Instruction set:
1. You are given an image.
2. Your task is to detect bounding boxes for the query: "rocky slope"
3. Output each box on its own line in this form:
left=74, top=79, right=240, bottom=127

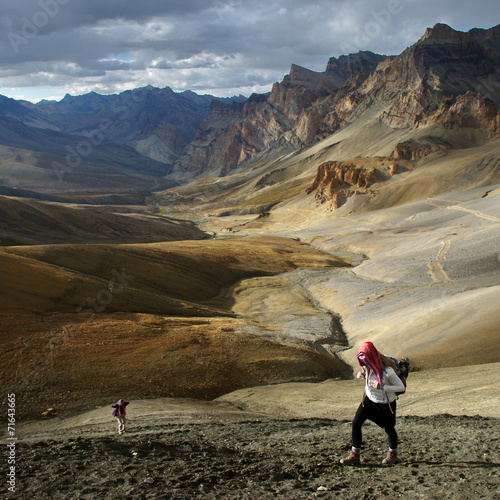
left=168, top=24, right=500, bottom=185
left=10, top=364, right=500, bottom=499
left=12, top=414, right=500, bottom=500
left=171, top=52, right=385, bottom=179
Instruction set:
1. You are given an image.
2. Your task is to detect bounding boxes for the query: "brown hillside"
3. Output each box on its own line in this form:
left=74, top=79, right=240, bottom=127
left=0, top=236, right=348, bottom=316
left=0, top=236, right=351, bottom=420
left=0, top=196, right=207, bottom=246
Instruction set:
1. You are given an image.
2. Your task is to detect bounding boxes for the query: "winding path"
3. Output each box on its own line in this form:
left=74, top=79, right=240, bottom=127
left=427, top=239, right=453, bottom=284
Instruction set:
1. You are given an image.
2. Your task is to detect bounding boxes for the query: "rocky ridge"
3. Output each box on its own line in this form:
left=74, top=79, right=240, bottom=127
left=171, top=52, right=385, bottom=179
left=169, top=24, right=500, bottom=183
left=368, top=23, right=500, bottom=128
left=305, top=160, right=381, bottom=210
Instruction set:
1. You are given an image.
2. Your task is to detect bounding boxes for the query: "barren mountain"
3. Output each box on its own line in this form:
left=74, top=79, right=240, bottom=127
left=171, top=51, right=385, bottom=180
left=0, top=87, right=246, bottom=197
left=167, top=24, right=500, bottom=185
left=33, top=87, right=217, bottom=163
left=8, top=87, right=246, bottom=161
left=160, top=24, right=500, bottom=216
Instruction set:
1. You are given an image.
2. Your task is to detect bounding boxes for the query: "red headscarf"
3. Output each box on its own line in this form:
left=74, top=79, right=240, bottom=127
left=357, top=341, right=384, bottom=385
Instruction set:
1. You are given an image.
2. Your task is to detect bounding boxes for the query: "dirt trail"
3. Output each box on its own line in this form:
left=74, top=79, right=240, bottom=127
left=448, top=204, right=500, bottom=223
left=426, top=239, right=452, bottom=283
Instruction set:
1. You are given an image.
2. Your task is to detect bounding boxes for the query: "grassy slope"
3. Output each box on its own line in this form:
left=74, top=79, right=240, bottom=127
left=0, top=196, right=207, bottom=246
left=0, top=237, right=348, bottom=315
left=0, top=236, right=351, bottom=420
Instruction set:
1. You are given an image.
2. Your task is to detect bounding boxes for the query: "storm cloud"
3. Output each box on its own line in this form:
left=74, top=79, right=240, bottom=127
left=1, top=0, right=499, bottom=101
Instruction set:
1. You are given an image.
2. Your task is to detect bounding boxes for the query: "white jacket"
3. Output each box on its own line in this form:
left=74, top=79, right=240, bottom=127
left=364, top=366, right=405, bottom=404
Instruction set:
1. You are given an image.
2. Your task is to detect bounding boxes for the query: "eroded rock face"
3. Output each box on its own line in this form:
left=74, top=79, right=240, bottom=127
left=173, top=93, right=294, bottom=178
left=490, top=111, right=500, bottom=138
left=306, top=161, right=379, bottom=210
left=358, top=24, right=500, bottom=129
left=392, top=140, right=440, bottom=161
left=326, top=51, right=386, bottom=82
left=424, top=92, right=497, bottom=129
left=172, top=53, right=387, bottom=179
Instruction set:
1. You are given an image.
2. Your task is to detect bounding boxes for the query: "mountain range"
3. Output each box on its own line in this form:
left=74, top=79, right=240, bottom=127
left=170, top=22, right=500, bottom=182
left=0, top=23, right=499, bottom=204
left=0, top=87, right=245, bottom=197
left=1, top=23, right=500, bottom=424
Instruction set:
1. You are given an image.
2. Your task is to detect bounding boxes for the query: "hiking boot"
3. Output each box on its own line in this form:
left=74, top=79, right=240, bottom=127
left=382, top=450, right=398, bottom=465
left=340, top=451, right=360, bottom=465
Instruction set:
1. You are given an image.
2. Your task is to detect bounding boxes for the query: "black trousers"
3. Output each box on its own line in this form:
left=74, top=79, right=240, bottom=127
left=352, top=396, right=398, bottom=450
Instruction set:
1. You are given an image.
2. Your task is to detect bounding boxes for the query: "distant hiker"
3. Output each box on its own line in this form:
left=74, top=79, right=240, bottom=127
left=340, top=341, right=405, bottom=466
left=111, top=399, right=129, bottom=435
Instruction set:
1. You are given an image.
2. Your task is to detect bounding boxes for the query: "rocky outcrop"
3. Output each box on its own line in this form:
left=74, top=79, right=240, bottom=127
left=392, top=141, right=432, bottom=161
left=491, top=111, right=500, bottom=138
left=424, top=92, right=497, bottom=129
left=306, top=161, right=379, bottom=210
left=392, top=139, right=448, bottom=161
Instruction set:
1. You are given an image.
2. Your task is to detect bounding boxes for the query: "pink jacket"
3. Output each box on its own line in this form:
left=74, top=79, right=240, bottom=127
left=111, top=401, right=129, bottom=417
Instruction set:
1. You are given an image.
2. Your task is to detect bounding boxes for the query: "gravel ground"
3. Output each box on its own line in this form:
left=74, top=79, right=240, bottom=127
left=11, top=414, right=500, bottom=499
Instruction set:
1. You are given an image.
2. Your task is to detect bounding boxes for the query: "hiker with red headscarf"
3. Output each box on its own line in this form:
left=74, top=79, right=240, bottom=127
left=340, top=341, right=405, bottom=466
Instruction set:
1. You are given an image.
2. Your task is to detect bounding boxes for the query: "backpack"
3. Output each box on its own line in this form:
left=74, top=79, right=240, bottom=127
left=387, top=356, right=410, bottom=395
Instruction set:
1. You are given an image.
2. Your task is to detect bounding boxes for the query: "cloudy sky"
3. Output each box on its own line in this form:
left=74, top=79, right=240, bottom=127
left=1, top=0, right=499, bottom=102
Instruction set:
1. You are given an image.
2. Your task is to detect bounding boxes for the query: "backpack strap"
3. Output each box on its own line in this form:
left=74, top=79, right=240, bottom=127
left=386, top=392, right=395, bottom=414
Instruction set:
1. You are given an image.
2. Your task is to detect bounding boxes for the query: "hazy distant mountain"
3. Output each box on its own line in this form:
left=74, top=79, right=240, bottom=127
left=34, top=87, right=216, bottom=147
left=0, top=115, right=177, bottom=194
left=19, top=86, right=246, bottom=163
left=0, top=87, right=246, bottom=195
